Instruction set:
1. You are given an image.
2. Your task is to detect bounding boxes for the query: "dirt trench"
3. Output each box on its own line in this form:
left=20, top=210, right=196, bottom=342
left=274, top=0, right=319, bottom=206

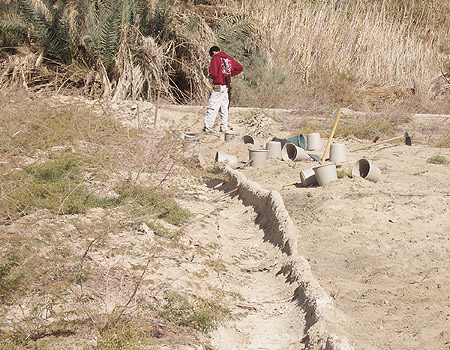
left=178, top=169, right=351, bottom=350
left=196, top=192, right=305, bottom=349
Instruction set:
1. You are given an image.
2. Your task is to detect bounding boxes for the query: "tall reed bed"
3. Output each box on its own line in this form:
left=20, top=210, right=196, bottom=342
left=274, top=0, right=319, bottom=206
left=237, top=0, right=448, bottom=105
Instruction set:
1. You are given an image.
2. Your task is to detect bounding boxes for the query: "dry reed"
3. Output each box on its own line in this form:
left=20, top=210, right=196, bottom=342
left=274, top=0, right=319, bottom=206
left=240, top=0, right=448, bottom=101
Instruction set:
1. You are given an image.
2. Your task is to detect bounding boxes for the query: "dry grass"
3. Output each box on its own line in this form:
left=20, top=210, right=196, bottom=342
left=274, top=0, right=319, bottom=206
left=235, top=0, right=449, bottom=111
left=0, top=88, right=223, bottom=349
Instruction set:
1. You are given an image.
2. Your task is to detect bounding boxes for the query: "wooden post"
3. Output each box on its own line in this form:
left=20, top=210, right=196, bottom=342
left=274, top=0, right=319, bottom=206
left=154, top=90, right=161, bottom=128
left=320, top=107, right=342, bottom=164
left=136, top=103, right=141, bottom=130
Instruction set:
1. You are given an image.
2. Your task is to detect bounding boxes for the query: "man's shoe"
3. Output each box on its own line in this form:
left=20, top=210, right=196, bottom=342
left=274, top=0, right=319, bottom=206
left=202, top=127, right=213, bottom=134
left=221, top=125, right=233, bottom=132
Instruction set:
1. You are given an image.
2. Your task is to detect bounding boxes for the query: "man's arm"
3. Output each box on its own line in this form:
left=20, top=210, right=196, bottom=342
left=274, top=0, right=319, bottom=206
left=230, top=58, right=243, bottom=77
left=209, top=56, right=222, bottom=80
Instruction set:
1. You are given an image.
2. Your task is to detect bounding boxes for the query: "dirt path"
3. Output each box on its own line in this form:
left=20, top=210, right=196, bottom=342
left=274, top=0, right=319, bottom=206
left=200, top=196, right=305, bottom=350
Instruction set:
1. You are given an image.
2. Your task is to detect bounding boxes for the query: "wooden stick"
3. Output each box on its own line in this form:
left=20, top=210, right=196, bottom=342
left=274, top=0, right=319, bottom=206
left=136, top=103, right=141, bottom=130
left=350, top=135, right=404, bottom=152
left=153, top=90, right=161, bottom=128
left=213, top=188, right=238, bottom=202
left=282, top=182, right=297, bottom=188
left=419, top=267, right=436, bottom=283
left=238, top=159, right=253, bottom=168
left=320, top=107, right=342, bottom=164
left=244, top=158, right=254, bottom=166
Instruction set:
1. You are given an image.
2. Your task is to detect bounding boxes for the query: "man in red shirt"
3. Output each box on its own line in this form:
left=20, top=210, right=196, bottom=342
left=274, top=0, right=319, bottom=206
left=203, top=46, right=243, bottom=133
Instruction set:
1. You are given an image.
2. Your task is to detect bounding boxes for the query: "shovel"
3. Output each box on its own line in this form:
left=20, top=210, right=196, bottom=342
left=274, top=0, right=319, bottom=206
left=306, top=108, right=342, bottom=163
left=319, top=107, right=342, bottom=164
left=350, top=132, right=412, bottom=152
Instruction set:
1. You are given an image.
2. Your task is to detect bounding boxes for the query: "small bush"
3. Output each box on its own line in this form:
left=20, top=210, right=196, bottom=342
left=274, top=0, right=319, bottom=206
left=115, top=182, right=191, bottom=226
left=0, top=247, right=41, bottom=304
left=435, top=136, right=450, bottom=148
left=336, top=118, right=395, bottom=140
left=97, top=320, right=155, bottom=350
left=337, top=168, right=351, bottom=179
left=427, top=155, right=447, bottom=164
left=159, top=293, right=229, bottom=333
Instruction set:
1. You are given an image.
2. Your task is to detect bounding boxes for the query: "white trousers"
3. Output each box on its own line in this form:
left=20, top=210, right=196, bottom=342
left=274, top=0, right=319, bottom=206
left=204, top=85, right=229, bottom=132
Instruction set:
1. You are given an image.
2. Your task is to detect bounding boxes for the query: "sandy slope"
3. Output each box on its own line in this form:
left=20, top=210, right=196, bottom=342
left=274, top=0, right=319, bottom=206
left=150, top=103, right=450, bottom=350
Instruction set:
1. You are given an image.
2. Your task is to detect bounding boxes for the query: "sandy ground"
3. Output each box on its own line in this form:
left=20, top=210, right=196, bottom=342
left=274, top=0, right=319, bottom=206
left=2, top=92, right=449, bottom=349
left=147, top=102, right=450, bottom=350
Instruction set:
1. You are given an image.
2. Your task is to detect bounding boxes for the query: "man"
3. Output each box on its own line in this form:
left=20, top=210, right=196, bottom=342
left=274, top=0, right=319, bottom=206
left=203, top=46, right=243, bottom=133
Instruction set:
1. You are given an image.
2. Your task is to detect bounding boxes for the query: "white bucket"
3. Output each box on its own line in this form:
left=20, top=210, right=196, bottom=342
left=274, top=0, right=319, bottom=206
left=281, top=143, right=306, bottom=161
left=313, top=163, right=338, bottom=186
left=248, top=148, right=269, bottom=168
left=300, top=165, right=320, bottom=187
left=265, top=140, right=282, bottom=159
left=215, top=151, right=238, bottom=169
left=352, top=159, right=381, bottom=183
left=241, top=135, right=260, bottom=147
left=307, top=133, right=322, bottom=150
left=329, top=143, right=347, bottom=163
left=224, top=131, right=240, bottom=142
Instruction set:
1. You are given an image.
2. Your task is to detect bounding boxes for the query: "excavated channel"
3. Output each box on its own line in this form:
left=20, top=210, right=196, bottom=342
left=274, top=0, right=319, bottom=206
left=207, top=165, right=353, bottom=350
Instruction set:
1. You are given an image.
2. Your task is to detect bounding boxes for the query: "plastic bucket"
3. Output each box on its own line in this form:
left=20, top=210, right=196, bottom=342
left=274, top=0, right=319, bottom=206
left=265, top=140, right=282, bottom=159
left=313, top=163, right=338, bottom=186
left=352, top=159, right=381, bottom=183
left=300, top=165, right=320, bottom=187
left=215, top=151, right=238, bottom=169
left=307, top=133, right=322, bottom=150
left=241, top=135, right=260, bottom=147
left=329, top=143, right=347, bottom=163
left=248, top=148, right=269, bottom=168
left=281, top=143, right=306, bottom=161
left=224, top=131, right=240, bottom=142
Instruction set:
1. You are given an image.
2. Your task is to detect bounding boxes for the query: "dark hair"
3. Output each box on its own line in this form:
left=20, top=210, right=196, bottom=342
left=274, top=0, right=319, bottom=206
left=209, top=46, right=220, bottom=56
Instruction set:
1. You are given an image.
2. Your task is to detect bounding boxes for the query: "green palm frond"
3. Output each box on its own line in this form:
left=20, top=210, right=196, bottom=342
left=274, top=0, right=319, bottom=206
left=98, top=0, right=124, bottom=72
left=18, top=0, right=72, bottom=64
left=214, top=14, right=254, bottom=43
left=0, top=13, right=28, bottom=37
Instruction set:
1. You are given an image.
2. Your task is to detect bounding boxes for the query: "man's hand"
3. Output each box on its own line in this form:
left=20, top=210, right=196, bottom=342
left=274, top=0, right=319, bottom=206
left=225, top=75, right=232, bottom=109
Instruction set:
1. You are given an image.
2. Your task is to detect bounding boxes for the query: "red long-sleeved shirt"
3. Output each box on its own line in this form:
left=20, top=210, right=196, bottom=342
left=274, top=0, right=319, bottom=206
left=209, top=52, right=243, bottom=85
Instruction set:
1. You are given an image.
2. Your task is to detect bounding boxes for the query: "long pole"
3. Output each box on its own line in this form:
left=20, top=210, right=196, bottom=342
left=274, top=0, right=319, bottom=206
left=154, top=90, right=161, bottom=128
left=320, top=107, right=342, bottom=164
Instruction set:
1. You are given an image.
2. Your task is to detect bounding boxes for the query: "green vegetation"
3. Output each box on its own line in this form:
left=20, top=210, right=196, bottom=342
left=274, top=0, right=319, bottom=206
left=0, top=0, right=449, bottom=111
left=159, top=293, right=229, bottom=332
left=0, top=89, right=197, bottom=348
left=336, top=118, right=396, bottom=140
left=435, top=136, right=450, bottom=148
left=427, top=155, right=448, bottom=164
left=97, top=320, right=155, bottom=350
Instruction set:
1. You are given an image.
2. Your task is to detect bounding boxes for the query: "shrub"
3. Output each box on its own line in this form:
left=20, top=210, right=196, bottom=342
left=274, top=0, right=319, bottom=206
left=159, top=293, right=229, bottom=333
left=97, top=320, right=155, bottom=350
left=435, top=136, right=450, bottom=148
left=427, top=155, right=447, bottom=164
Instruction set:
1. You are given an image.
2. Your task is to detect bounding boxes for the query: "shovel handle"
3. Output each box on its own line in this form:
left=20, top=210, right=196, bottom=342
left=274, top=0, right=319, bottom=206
left=350, top=135, right=404, bottom=152
left=153, top=90, right=161, bottom=128
left=320, top=107, right=342, bottom=164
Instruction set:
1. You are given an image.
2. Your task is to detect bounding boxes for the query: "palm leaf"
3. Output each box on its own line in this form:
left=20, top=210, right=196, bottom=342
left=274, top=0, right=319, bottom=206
left=98, top=0, right=124, bottom=72
left=18, top=0, right=72, bottom=64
